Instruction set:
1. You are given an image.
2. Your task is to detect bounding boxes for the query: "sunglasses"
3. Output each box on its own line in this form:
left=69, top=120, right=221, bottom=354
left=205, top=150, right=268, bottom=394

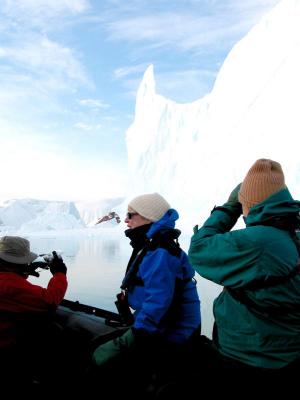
left=126, top=212, right=138, bottom=219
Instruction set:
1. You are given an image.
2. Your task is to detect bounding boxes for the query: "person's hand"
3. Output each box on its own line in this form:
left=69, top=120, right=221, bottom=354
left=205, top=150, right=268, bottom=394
left=49, top=251, right=67, bottom=275
left=131, top=327, right=150, bottom=341
left=131, top=327, right=161, bottom=350
left=225, top=183, right=242, bottom=216
left=227, top=183, right=242, bottom=205
left=92, top=328, right=135, bottom=367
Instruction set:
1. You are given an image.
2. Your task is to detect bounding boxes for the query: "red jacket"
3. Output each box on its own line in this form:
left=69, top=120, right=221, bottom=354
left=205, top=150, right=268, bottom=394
left=0, top=272, right=68, bottom=349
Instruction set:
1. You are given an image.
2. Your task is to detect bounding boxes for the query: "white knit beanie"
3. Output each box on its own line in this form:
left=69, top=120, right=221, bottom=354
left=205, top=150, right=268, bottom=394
left=128, top=193, right=170, bottom=222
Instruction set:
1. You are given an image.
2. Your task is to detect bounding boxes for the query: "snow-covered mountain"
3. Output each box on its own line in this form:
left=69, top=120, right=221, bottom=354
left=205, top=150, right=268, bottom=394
left=126, top=0, right=300, bottom=230
left=1, top=1, right=298, bottom=235
left=0, top=195, right=125, bottom=233
left=0, top=197, right=126, bottom=233
left=0, top=199, right=85, bottom=233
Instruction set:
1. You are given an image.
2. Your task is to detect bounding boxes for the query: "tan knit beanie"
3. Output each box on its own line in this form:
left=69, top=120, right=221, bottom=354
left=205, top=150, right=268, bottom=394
left=128, top=193, right=170, bottom=222
left=238, top=159, right=285, bottom=215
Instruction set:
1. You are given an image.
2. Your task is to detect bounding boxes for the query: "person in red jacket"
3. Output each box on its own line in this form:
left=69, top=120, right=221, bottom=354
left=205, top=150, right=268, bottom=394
left=0, top=235, right=68, bottom=385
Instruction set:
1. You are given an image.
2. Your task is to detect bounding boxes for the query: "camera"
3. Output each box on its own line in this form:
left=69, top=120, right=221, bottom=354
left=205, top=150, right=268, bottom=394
left=42, top=251, right=63, bottom=265
left=26, top=251, right=64, bottom=277
left=29, top=251, right=63, bottom=271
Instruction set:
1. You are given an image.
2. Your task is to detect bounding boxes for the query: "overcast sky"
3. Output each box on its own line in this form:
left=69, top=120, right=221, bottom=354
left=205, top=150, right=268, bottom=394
left=0, top=0, right=280, bottom=202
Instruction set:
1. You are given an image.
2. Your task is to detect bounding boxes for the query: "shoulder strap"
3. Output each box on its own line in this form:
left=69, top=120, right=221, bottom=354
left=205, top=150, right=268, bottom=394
left=234, top=262, right=300, bottom=291
left=148, top=231, right=182, bottom=258
left=241, top=218, right=300, bottom=290
left=226, top=255, right=300, bottom=317
left=121, top=246, right=148, bottom=291
left=121, top=232, right=183, bottom=292
left=226, top=221, right=300, bottom=316
left=225, top=284, right=300, bottom=318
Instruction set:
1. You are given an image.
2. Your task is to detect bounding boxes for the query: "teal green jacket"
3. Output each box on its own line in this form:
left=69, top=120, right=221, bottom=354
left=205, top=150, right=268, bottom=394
left=188, top=188, right=300, bottom=368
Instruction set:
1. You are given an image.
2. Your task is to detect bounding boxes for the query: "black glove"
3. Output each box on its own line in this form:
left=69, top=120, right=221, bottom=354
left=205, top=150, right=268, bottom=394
left=131, top=327, right=160, bottom=349
left=131, top=327, right=150, bottom=340
left=49, top=251, right=67, bottom=275
left=131, top=328, right=163, bottom=365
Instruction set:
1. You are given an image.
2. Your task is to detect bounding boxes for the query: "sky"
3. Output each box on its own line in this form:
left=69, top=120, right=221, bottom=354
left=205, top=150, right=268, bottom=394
left=0, top=0, right=280, bottom=203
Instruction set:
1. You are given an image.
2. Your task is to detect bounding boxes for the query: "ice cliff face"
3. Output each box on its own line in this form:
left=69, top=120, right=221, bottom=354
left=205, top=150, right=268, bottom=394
left=126, top=0, right=300, bottom=229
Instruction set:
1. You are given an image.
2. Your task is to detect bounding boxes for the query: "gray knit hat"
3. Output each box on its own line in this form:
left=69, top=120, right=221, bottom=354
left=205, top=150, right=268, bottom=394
left=0, top=236, right=38, bottom=264
left=128, top=193, right=170, bottom=222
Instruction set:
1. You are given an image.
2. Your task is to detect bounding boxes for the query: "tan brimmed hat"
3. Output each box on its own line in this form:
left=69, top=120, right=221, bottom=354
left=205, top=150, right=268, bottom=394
left=0, top=236, right=38, bottom=264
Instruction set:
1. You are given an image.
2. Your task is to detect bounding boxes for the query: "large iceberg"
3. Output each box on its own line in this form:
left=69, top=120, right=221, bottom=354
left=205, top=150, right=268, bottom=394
left=126, top=0, right=300, bottom=230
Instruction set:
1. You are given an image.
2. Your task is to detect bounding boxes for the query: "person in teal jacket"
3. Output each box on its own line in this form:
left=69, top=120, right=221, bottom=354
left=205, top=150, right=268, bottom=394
left=91, top=193, right=201, bottom=396
left=189, top=159, right=300, bottom=381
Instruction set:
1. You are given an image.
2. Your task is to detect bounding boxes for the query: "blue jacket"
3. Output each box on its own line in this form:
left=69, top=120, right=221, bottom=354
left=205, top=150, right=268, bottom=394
left=127, top=209, right=201, bottom=344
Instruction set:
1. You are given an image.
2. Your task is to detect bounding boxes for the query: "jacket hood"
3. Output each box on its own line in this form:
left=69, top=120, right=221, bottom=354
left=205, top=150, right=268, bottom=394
left=245, top=187, right=300, bottom=227
left=147, top=208, right=179, bottom=238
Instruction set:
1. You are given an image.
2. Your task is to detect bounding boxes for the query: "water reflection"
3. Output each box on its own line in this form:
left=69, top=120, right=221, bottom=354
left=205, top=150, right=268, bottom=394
left=28, top=235, right=80, bottom=259
left=102, top=240, right=120, bottom=262
left=27, top=228, right=130, bottom=310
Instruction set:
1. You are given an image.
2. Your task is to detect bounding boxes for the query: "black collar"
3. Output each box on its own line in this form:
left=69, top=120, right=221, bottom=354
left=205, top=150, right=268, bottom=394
left=124, top=223, right=152, bottom=249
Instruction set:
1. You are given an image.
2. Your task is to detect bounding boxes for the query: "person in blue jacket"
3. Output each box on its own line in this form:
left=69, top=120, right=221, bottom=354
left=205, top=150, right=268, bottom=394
left=92, top=192, right=201, bottom=396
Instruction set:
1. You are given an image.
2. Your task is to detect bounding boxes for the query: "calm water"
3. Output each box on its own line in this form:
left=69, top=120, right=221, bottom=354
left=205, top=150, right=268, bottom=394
left=27, top=226, right=221, bottom=337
